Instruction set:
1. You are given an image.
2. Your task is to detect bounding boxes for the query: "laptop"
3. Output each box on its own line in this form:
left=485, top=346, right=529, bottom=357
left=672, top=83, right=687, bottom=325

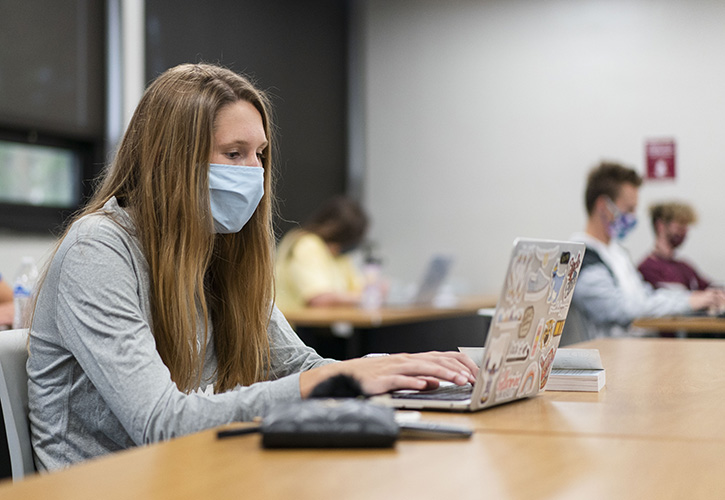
left=373, top=238, right=585, bottom=412
left=387, top=254, right=454, bottom=307
left=410, top=254, right=453, bottom=305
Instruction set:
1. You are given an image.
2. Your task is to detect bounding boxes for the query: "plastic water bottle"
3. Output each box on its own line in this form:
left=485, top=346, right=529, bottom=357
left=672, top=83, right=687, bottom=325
left=361, top=257, right=384, bottom=311
left=13, top=256, right=39, bottom=329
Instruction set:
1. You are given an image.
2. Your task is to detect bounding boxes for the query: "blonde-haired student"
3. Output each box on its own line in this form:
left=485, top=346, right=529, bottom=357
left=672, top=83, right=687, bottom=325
left=638, top=201, right=713, bottom=290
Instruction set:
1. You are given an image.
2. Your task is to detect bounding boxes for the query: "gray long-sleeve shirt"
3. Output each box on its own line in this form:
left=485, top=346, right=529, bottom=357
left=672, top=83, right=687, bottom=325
left=28, top=197, right=333, bottom=471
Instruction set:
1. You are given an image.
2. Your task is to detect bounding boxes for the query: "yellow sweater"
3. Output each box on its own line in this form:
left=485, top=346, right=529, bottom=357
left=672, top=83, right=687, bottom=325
left=274, top=231, right=363, bottom=312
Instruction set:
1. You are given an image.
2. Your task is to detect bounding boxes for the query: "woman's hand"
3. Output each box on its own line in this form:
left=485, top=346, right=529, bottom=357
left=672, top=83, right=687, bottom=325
left=299, top=351, right=479, bottom=398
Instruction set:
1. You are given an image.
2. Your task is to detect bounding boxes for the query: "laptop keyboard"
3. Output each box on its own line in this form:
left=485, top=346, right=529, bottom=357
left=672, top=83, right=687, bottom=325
left=391, top=383, right=473, bottom=401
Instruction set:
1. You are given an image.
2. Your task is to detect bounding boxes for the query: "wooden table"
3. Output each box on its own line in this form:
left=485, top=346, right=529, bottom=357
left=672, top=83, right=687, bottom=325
left=467, top=337, right=725, bottom=440
left=282, top=295, right=498, bottom=358
left=282, top=295, right=498, bottom=328
left=3, top=338, right=725, bottom=499
left=632, top=315, right=725, bottom=336
left=1, top=426, right=721, bottom=499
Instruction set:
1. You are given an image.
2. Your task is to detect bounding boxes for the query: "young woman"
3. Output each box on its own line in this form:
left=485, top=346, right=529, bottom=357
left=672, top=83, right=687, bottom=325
left=27, top=63, right=477, bottom=471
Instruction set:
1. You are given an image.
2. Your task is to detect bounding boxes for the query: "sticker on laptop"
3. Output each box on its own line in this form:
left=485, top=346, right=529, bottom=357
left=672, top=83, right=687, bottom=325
left=562, top=251, right=582, bottom=301
left=480, top=332, right=510, bottom=404
left=540, top=319, right=556, bottom=349
left=524, top=269, right=550, bottom=302
left=547, top=251, right=569, bottom=303
left=495, top=306, right=524, bottom=329
left=536, top=245, right=561, bottom=268
left=506, top=339, right=530, bottom=362
left=496, top=366, right=523, bottom=400
left=548, top=251, right=583, bottom=316
left=518, top=306, right=535, bottom=338
left=504, top=250, right=534, bottom=305
left=523, top=245, right=560, bottom=302
left=539, top=347, right=556, bottom=390
left=529, top=318, right=544, bottom=360
left=517, top=361, right=539, bottom=396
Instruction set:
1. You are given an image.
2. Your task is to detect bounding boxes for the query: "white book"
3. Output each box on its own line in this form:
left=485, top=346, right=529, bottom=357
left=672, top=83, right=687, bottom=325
left=545, top=367, right=605, bottom=392
left=545, top=349, right=605, bottom=392
left=458, top=347, right=606, bottom=393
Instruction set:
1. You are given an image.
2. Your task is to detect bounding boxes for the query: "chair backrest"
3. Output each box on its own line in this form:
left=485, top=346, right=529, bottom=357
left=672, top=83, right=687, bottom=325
left=0, top=328, right=35, bottom=480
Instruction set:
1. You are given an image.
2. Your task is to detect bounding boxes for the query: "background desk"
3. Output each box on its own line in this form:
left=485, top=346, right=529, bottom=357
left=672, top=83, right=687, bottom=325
left=632, top=315, right=725, bottom=337
left=3, top=338, right=724, bottom=499
left=282, top=295, right=498, bottom=359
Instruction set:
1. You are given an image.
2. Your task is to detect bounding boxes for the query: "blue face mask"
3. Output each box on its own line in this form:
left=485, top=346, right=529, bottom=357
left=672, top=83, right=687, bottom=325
left=606, top=198, right=637, bottom=240
left=208, top=163, right=264, bottom=234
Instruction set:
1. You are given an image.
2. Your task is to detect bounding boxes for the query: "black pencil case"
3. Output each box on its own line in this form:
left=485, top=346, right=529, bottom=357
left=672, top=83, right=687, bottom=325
left=260, top=399, right=399, bottom=448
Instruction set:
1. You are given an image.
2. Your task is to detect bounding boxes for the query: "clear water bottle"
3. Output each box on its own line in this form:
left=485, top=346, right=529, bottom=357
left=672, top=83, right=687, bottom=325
left=13, top=256, right=39, bottom=329
left=361, top=257, right=384, bottom=311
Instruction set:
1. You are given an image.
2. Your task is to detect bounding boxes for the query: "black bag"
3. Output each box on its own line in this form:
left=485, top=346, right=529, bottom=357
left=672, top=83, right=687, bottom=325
left=261, top=399, right=399, bottom=449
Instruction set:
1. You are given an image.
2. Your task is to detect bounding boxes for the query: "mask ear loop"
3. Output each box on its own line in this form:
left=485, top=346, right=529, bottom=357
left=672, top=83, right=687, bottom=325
left=604, top=196, right=635, bottom=240
left=604, top=197, right=621, bottom=221
left=597, top=197, right=618, bottom=232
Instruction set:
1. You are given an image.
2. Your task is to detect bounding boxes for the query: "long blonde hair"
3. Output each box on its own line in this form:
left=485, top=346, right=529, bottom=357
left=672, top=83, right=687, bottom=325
left=44, top=63, right=276, bottom=393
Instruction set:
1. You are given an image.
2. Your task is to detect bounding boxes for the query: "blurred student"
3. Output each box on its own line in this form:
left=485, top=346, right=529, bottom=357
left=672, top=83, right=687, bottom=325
left=638, top=202, right=712, bottom=290
left=27, top=63, right=477, bottom=471
left=563, top=162, right=725, bottom=342
left=275, top=196, right=368, bottom=311
left=0, top=274, right=12, bottom=327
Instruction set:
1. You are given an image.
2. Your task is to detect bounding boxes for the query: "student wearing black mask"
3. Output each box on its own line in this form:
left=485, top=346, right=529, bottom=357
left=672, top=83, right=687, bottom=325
left=638, top=202, right=716, bottom=291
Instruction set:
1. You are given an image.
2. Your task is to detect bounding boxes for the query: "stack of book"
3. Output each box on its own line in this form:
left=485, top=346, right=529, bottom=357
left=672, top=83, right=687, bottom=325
left=458, top=346, right=606, bottom=393
left=545, top=348, right=605, bottom=392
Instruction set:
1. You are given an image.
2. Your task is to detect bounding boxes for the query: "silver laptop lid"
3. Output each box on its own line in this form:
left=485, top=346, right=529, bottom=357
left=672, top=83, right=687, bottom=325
left=411, top=254, right=453, bottom=305
left=470, top=238, right=585, bottom=410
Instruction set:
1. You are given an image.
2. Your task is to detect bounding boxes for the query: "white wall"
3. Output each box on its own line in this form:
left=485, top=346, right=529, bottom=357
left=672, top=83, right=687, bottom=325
left=359, top=0, right=725, bottom=295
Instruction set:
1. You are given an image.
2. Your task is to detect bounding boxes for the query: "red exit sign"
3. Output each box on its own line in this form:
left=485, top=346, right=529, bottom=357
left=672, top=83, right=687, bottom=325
left=645, top=139, right=676, bottom=180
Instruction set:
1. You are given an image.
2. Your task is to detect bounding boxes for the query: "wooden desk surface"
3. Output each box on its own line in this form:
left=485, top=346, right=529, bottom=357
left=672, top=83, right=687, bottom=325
left=282, top=295, right=498, bottom=328
left=632, top=315, right=725, bottom=334
left=2, top=421, right=722, bottom=499
left=3, top=338, right=725, bottom=499
left=457, top=337, right=725, bottom=441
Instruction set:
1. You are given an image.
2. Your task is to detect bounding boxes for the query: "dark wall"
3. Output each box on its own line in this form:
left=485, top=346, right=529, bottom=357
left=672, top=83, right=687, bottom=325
left=145, top=0, right=350, bottom=237
left=0, top=0, right=106, bottom=234
left=0, top=1, right=105, bottom=139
